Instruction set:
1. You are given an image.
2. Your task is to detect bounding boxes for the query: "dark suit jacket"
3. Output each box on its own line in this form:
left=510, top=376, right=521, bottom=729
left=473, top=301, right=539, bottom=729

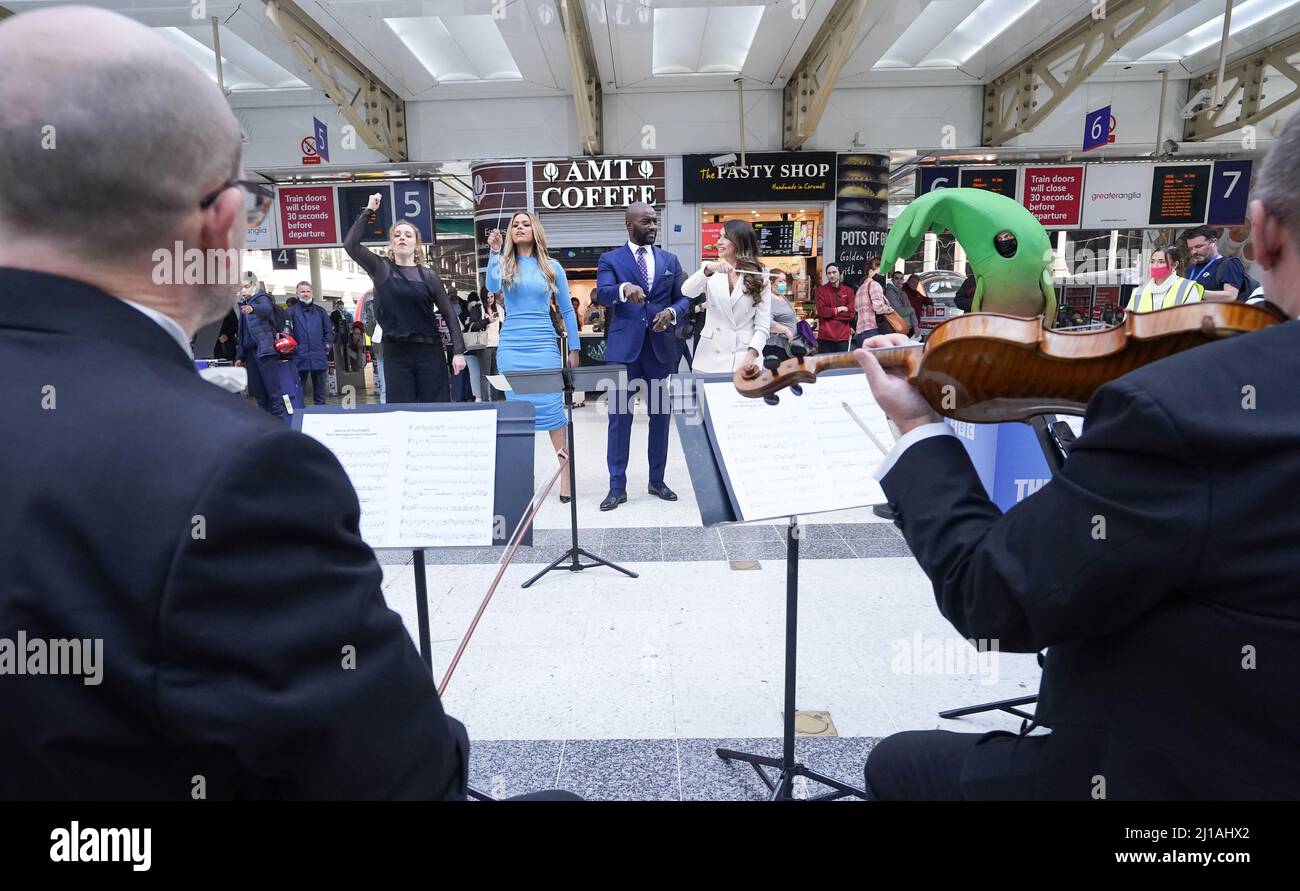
left=0, top=268, right=468, bottom=800
left=881, top=319, right=1300, bottom=799
left=595, top=245, right=689, bottom=366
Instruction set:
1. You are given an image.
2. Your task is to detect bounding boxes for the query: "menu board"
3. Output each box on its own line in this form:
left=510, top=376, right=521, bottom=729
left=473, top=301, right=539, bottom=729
left=1148, top=164, right=1211, bottom=226
left=753, top=221, right=815, bottom=256
left=960, top=168, right=1018, bottom=199
left=703, top=220, right=815, bottom=258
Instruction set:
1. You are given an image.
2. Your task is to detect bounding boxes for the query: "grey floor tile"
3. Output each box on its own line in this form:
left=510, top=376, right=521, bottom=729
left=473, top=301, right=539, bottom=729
left=668, top=543, right=728, bottom=563
left=794, top=736, right=881, bottom=798
left=661, top=527, right=723, bottom=549
left=374, top=550, right=414, bottom=566
left=722, top=540, right=789, bottom=561
left=679, top=738, right=782, bottom=801
left=845, top=537, right=913, bottom=559
left=419, top=547, right=498, bottom=565
left=829, top=522, right=897, bottom=541
left=719, top=524, right=783, bottom=543
left=794, top=537, right=857, bottom=560
left=595, top=542, right=664, bottom=564
left=467, top=739, right=565, bottom=800
left=614, top=526, right=662, bottom=544
left=678, top=738, right=880, bottom=801
left=556, top=739, right=680, bottom=801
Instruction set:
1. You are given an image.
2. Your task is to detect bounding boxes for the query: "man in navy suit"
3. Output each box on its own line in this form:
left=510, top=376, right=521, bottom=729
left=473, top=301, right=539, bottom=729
left=595, top=202, right=691, bottom=511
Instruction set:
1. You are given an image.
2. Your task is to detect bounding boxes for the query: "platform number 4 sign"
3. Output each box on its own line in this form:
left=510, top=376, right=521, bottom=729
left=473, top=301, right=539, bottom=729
left=271, top=249, right=298, bottom=270
left=1083, top=105, right=1113, bottom=152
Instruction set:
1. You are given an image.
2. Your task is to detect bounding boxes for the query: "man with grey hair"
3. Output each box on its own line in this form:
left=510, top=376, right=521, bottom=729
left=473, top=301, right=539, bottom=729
left=856, top=112, right=1300, bottom=800
left=0, top=7, right=473, bottom=800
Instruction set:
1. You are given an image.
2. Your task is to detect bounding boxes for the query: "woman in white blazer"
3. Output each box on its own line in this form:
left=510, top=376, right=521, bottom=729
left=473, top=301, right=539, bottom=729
left=682, top=220, right=771, bottom=373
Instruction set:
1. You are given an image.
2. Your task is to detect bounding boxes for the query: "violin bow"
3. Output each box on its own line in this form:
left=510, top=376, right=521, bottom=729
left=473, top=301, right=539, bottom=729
left=437, top=460, right=565, bottom=697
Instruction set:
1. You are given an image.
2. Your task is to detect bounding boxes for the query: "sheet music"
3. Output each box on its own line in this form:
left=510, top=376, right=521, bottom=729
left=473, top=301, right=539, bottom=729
left=701, top=372, right=891, bottom=522
left=300, top=410, right=498, bottom=549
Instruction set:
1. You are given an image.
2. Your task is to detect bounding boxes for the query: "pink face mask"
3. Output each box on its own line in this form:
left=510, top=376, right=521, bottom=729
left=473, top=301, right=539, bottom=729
left=1150, top=263, right=1171, bottom=283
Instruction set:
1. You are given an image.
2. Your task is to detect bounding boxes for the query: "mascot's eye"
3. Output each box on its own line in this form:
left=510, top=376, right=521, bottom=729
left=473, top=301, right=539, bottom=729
left=994, top=231, right=1018, bottom=258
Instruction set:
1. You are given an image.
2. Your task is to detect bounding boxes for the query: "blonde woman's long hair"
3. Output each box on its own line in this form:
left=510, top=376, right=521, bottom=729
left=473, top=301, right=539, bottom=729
left=387, top=221, right=425, bottom=266
left=499, top=212, right=559, bottom=297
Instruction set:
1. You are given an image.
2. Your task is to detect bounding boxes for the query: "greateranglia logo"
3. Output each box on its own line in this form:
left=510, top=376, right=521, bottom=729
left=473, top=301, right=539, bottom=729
left=50, top=823, right=151, bottom=871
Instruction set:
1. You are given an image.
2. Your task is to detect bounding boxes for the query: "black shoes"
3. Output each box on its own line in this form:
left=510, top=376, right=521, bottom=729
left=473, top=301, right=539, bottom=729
left=600, top=491, right=627, bottom=511
left=647, top=483, right=678, bottom=501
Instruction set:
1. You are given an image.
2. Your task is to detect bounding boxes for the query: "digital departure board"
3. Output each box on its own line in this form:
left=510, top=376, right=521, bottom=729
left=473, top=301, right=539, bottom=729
left=959, top=168, right=1018, bottom=199
left=1148, top=164, right=1210, bottom=227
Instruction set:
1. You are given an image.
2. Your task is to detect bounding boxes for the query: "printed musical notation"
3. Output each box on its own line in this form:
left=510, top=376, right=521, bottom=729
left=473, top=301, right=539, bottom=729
left=300, top=410, right=498, bottom=549
left=701, top=373, right=891, bottom=522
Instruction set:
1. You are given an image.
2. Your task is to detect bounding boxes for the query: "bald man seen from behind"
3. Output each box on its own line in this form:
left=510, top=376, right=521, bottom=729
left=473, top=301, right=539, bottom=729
left=0, top=7, right=475, bottom=800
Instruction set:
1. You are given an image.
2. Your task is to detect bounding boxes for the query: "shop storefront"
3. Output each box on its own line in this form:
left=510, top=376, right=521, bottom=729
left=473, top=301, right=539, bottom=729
left=681, top=151, right=838, bottom=325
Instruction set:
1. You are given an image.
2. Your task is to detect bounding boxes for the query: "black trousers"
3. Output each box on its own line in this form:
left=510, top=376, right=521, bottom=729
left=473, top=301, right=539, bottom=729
left=299, top=368, right=328, bottom=405
left=865, top=729, right=1047, bottom=801
left=383, top=338, right=450, bottom=403
left=851, top=328, right=880, bottom=350
left=819, top=338, right=849, bottom=354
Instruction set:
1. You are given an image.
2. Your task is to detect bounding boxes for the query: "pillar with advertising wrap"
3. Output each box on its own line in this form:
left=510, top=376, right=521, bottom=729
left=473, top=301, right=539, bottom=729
left=835, top=153, right=890, bottom=290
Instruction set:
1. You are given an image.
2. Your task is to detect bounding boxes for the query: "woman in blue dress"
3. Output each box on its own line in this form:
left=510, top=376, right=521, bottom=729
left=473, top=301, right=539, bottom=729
left=486, top=212, right=581, bottom=501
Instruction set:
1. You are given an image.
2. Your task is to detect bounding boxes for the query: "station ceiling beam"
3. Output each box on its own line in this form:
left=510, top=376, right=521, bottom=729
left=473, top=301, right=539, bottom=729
left=982, top=0, right=1172, bottom=146
left=263, top=0, right=407, bottom=162
left=783, top=0, right=871, bottom=150
left=1184, top=31, right=1300, bottom=141
left=557, top=0, right=602, bottom=156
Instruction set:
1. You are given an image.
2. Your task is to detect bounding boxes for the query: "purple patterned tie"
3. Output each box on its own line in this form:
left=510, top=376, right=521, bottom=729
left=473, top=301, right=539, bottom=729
left=636, top=246, right=649, bottom=291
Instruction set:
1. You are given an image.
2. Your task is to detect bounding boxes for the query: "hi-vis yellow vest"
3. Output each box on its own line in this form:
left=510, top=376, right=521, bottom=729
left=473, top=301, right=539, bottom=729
left=1127, top=276, right=1204, bottom=313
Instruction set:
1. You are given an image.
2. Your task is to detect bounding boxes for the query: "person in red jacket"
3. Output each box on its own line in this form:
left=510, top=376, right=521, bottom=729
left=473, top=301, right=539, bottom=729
left=814, top=264, right=856, bottom=353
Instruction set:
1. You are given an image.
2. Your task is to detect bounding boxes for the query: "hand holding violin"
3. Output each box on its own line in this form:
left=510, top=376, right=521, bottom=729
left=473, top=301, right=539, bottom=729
left=853, top=335, right=941, bottom=435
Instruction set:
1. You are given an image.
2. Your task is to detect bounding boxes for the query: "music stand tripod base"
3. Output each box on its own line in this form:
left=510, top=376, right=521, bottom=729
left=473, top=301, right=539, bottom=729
left=714, top=519, right=869, bottom=802
left=500, top=364, right=639, bottom=589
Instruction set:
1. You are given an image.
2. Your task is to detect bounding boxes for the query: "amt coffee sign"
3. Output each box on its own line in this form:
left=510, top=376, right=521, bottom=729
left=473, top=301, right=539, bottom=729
left=532, top=157, right=665, bottom=211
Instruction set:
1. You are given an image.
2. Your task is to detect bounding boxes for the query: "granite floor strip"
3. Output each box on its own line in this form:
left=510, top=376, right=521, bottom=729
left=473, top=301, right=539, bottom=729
left=411, top=523, right=911, bottom=566
left=468, top=737, right=882, bottom=801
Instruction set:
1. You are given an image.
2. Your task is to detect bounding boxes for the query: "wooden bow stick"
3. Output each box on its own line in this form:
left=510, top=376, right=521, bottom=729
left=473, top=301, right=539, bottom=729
left=437, top=459, right=565, bottom=696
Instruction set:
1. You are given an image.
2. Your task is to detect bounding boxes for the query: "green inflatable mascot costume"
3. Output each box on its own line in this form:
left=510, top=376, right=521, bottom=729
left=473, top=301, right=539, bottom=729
left=883, top=188, right=1057, bottom=322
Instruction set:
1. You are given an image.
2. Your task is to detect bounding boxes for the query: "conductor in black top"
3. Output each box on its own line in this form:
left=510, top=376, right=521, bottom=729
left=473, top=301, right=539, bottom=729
left=344, top=193, right=465, bottom=403
left=853, top=115, right=1300, bottom=799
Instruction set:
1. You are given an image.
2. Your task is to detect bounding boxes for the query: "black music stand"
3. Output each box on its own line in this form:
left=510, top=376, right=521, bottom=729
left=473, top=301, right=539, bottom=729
left=494, top=364, right=637, bottom=589
left=295, top=402, right=537, bottom=803
left=675, top=372, right=870, bottom=801
left=936, top=414, right=1075, bottom=725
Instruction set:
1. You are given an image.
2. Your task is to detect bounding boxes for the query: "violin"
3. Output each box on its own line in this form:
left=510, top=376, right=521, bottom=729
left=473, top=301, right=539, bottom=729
left=736, top=302, right=1287, bottom=423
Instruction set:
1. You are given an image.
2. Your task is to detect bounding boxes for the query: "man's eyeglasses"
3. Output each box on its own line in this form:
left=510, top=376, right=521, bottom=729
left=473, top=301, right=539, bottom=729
left=199, top=179, right=275, bottom=229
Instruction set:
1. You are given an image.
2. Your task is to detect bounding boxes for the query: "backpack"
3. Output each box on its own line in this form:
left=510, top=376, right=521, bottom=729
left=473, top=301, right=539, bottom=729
left=271, top=299, right=289, bottom=335
left=1233, top=260, right=1261, bottom=301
